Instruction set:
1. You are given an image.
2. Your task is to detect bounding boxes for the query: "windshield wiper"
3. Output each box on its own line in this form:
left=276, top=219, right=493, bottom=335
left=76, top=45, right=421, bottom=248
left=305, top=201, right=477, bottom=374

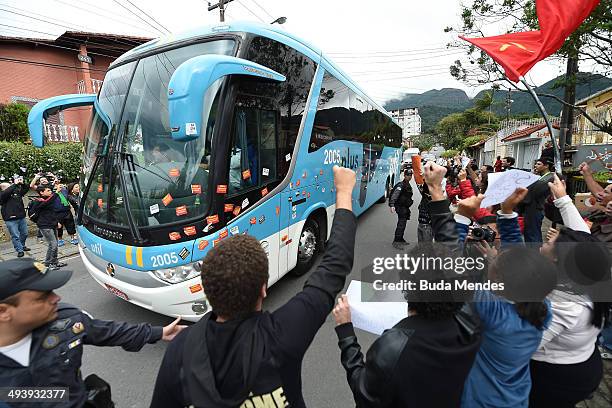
left=115, top=121, right=144, bottom=245
left=77, top=124, right=115, bottom=226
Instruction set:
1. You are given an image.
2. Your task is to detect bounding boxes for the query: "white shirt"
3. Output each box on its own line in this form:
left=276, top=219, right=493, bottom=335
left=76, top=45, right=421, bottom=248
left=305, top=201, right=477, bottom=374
left=0, top=333, right=32, bottom=366
left=532, top=290, right=601, bottom=364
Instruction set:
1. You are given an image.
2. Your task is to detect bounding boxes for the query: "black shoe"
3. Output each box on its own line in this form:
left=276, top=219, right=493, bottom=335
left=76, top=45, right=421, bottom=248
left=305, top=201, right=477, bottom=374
left=46, top=264, right=60, bottom=271
left=17, top=251, right=24, bottom=257
left=22, top=246, right=31, bottom=252
left=54, top=261, right=68, bottom=268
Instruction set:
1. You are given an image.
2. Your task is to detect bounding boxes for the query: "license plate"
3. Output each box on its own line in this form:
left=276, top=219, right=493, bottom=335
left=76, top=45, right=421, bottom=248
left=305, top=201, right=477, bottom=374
left=105, top=284, right=129, bottom=301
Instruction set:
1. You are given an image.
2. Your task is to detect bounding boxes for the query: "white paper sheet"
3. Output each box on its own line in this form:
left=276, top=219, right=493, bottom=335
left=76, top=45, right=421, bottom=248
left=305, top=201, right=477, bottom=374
left=481, top=169, right=540, bottom=208
left=345, top=280, right=407, bottom=335
left=461, top=156, right=471, bottom=169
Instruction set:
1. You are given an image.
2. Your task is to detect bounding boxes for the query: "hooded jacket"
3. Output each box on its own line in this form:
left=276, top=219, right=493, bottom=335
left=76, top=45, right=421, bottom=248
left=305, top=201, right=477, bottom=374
left=150, top=209, right=357, bottom=408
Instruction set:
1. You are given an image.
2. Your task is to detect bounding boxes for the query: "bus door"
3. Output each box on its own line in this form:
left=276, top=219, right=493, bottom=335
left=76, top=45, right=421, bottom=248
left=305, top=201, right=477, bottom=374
left=224, top=104, right=282, bottom=285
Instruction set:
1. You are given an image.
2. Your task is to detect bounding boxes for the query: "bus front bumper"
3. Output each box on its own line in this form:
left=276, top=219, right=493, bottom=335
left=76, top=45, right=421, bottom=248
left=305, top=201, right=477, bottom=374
left=79, top=246, right=209, bottom=322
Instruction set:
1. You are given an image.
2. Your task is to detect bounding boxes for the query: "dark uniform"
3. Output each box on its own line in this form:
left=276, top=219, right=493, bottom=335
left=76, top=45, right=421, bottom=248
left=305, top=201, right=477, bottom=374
left=0, top=304, right=162, bottom=408
left=0, top=259, right=164, bottom=408
left=389, top=179, right=414, bottom=243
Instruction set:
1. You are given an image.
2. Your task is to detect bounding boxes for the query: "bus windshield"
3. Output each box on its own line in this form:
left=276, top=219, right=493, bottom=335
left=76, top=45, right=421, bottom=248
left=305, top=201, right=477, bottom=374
left=83, top=39, right=235, bottom=229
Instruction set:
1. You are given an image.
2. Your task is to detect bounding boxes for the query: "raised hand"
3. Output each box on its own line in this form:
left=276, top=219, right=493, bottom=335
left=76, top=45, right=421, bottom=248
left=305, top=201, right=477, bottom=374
left=500, top=187, right=529, bottom=214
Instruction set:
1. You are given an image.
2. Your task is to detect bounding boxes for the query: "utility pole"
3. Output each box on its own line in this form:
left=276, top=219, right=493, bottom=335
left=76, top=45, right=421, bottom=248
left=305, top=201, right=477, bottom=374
left=558, top=53, right=579, bottom=168
left=208, top=0, right=235, bottom=22
left=505, top=88, right=512, bottom=121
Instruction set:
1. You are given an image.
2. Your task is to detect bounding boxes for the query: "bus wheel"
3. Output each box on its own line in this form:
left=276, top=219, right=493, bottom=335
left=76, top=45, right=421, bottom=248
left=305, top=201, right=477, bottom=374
left=377, top=178, right=390, bottom=203
left=292, top=218, right=321, bottom=276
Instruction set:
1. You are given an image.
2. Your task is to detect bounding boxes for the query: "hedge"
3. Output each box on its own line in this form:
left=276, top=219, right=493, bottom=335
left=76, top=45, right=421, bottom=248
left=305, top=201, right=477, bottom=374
left=0, top=142, right=82, bottom=183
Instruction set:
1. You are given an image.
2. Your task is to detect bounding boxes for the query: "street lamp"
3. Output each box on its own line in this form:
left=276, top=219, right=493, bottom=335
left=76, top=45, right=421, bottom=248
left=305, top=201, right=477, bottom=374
left=271, top=16, right=287, bottom=24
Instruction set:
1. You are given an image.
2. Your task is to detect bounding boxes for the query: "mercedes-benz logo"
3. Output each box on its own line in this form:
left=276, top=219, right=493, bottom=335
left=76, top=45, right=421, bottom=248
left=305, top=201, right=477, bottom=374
left=106, top=263, right=115, bottom=277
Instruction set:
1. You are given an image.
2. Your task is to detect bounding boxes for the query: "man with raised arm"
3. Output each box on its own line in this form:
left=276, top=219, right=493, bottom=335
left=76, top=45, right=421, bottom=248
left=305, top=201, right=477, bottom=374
left=151, top=166, right=357, bottom=408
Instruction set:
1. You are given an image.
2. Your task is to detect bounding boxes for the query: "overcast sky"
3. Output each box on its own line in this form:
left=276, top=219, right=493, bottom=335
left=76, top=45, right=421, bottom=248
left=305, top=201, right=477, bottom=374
left=0, top=0, right=597, bottom=104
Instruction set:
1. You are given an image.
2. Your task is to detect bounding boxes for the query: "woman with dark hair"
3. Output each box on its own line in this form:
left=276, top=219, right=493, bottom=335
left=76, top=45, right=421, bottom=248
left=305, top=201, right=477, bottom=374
left=529, top=175, right=611, bottom=408
left=461, top=247, right=557, bottom=408
left=66, top=182, right=80, bottom=214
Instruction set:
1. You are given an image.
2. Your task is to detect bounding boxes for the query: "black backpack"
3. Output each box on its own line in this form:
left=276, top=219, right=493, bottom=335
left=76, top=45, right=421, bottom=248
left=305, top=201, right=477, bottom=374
left=27, top=199, right=40, bottom=223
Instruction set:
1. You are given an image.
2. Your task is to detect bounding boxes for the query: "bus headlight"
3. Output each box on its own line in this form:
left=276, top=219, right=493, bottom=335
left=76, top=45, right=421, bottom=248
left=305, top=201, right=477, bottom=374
left=152, top=264, right=200, bottom=284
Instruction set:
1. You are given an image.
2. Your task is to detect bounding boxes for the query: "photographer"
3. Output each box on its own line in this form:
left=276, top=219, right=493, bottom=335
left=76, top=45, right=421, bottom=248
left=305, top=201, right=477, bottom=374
left=0, top=175, right=30, bottom=257
left=151, top=166, right=357, bottom=408
left=0, top=258, right=185, bottom=408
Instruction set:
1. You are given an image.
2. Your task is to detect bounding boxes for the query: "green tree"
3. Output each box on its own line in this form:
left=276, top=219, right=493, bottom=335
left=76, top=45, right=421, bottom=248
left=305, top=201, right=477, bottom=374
left=446, top=1, right=612, bottom=139
left=0, top=103, right=30, bottom=142
left=447, top=0, right=611, bottom=85
left=411, top=133, right=436, bottom=151
left=435, top=92, right=500, bottom=149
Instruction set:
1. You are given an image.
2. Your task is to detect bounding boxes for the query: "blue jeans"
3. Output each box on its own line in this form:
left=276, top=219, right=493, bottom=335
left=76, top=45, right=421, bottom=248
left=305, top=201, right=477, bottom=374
left=524, top=211, right=544, bottom=243
left=5, top=218, right=28, bottom=252
left=600, top=327, right=612, bottom=351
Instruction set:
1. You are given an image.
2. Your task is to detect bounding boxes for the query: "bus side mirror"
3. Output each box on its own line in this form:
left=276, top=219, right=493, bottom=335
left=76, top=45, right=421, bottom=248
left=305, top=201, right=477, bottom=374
left=28, top=94, right=97, bottom=147
left=167, top=55, right=285, bottom=142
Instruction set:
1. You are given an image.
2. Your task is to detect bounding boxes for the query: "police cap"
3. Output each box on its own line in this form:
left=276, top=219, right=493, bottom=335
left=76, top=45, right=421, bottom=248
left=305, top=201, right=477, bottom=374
left=0, top=258, right=72, bottom=300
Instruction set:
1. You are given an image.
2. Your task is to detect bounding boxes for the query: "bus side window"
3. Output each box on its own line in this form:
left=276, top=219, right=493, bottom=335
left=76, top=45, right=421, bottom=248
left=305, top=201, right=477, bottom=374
left=309, top=72, right=350, bottom=152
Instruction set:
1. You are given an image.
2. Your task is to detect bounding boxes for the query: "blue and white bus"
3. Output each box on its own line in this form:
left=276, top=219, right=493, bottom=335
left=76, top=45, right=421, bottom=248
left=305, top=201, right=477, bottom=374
left=28, top=22, right=402, bottom=321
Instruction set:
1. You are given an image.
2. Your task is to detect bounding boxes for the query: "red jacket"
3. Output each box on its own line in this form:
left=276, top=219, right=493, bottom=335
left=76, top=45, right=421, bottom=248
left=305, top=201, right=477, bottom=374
left=446, top=183, right=461, bottom=204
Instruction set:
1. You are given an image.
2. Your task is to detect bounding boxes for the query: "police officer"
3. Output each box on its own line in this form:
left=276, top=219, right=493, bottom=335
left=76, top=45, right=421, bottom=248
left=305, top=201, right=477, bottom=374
left=389, top=169, right=414, bottom=248
left=0, top=258, right=186, bottom=408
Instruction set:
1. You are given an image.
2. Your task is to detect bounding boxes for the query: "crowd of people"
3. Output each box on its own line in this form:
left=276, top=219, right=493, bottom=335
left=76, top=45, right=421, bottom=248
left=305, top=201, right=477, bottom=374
left=0, top=173, right=80, bottom=269
left=0, top=157, right=611, bottom=407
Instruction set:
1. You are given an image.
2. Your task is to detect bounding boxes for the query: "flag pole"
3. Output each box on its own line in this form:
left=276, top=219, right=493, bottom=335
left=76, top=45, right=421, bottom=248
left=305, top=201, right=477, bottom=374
left=519, top=76, right=562, bottom=174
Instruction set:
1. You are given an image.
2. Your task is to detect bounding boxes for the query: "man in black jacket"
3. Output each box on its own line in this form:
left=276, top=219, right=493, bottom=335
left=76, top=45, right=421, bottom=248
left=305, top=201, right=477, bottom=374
left=389, top=169, right=414, bottom=247
left=0, top=176, right=30, bottom=257
left=0, top=258, right=185, bottom=408
left=150, top=166, right=357, bottom=408
left=30, top=186, right=64, bottom=270
left=333, top=161, right=481, bottom=408
left=520, top=157, right=554, bottom=243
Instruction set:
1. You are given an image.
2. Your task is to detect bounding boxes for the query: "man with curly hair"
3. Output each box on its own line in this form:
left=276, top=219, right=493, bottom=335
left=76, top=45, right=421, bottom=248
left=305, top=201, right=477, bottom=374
left=151, top=166, right=357, bottom=408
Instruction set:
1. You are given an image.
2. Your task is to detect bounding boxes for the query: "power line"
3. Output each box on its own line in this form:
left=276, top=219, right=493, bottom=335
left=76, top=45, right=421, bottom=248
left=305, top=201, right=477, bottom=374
left=52, top=0, right=159, bottom=36
left=349, top=64, right=450, bottom=76
left=333, top=50, right=465, bottom=65
left=330, top=49, right=462, bottom=61
left=358, top=70, right=451, bottom=82
left=111, top=0, right=167, bottom=35
left=327, top=47, right=450, bottom=56
left=249, top=0, right=274, bottom=20
left=122, top=0, right=171, bottom=34
left=0, top=3, right=90, bottom=32
left=0, top=8, right=143, bottom=49
left=236, top=0, right=266, bottom=23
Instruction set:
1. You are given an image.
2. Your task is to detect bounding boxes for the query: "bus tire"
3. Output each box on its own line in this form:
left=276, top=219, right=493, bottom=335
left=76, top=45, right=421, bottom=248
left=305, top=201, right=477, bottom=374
left=377, top=178, right=390, bottom=203
left=291, top=218, right=321, bottom=276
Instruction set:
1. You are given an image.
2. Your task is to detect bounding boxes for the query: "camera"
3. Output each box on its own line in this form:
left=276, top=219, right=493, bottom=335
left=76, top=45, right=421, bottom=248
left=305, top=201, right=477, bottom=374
left=471, top=226, right=497, bottom=243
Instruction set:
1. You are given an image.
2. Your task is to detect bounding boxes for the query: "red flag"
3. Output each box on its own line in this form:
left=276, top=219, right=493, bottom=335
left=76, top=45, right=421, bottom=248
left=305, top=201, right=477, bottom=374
left=460, top=0, right=600, bottom=82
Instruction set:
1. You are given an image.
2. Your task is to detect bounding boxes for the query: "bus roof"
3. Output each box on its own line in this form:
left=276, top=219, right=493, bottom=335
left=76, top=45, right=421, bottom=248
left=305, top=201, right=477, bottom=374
left=111, top=21, right=395, bottom=122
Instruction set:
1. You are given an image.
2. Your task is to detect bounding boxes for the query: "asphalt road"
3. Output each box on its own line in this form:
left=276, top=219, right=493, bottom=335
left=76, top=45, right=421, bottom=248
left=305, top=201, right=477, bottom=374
left=56, top=186, right=422, bottom=408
